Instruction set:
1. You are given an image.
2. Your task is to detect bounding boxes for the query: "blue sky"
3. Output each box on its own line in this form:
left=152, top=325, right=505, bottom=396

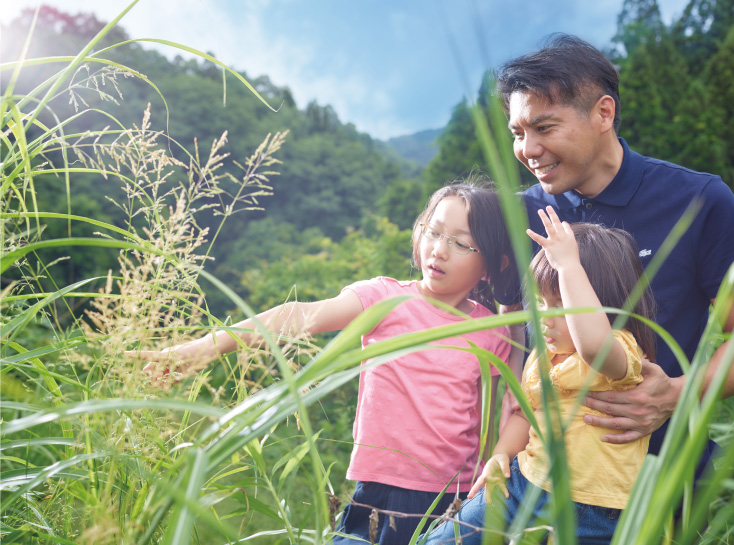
left=2, top=0, right=690, bottom=139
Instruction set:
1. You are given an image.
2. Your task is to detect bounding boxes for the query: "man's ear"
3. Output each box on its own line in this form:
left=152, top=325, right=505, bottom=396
left=482, top=256, right=510, bottom=281
left=596, top=95, right=616, bottom=134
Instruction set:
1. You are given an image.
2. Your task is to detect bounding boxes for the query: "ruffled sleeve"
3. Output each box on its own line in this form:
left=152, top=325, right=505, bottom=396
left=549, top=329, right=643, bottom=392
left=597, top=329, right=643, bottom=390
left=521, top=350, right=542, bottom=410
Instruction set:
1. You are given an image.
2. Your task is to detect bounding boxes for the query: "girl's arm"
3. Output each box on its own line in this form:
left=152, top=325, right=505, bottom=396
left=491, top=411, right=532, bottom=462
left=468, top=411, right=531, bottom=500
left=527, top=206, right=627, bottom=379
left=126, top=289, right=364, bottom=369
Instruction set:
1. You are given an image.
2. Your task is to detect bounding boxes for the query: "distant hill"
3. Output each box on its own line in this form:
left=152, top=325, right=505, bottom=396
left=381, top=128, right=442, bottom=168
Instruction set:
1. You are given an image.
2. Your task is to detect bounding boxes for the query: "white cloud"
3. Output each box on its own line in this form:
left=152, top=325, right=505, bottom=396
left=108, top=1, right=404, bottom=138
left=2, top=0, right=699, bottom=140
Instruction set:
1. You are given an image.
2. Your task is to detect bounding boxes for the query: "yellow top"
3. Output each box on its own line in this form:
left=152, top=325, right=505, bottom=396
left=516, top=329, right=649, bottom=509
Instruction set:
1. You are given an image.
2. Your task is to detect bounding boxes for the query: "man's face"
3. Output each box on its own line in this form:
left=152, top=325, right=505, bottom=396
left=508, top=91, right=606, bottom=197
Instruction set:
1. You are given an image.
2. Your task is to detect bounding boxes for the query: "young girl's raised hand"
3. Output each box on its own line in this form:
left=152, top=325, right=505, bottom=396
left=525, top=205, right=629, bottom=380
left=526, top=206, right=580, bottom=272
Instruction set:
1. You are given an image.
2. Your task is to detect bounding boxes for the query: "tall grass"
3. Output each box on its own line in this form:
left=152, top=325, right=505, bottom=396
left=1, top=4, right=733, bottom=545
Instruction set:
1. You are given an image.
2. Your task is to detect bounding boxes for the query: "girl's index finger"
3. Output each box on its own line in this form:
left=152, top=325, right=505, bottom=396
left=526, top=228, right=548, bottom=246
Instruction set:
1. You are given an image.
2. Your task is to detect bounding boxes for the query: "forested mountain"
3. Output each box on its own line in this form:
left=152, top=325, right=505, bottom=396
left=384, top=128, right=442, bottom=166
left=3, top=0, right=732, bottom=317
left=1, top=6, right=422, bottom=312
left=425, top=0, right=734, bottom=193
left=1, top=9, right=407, bottom=244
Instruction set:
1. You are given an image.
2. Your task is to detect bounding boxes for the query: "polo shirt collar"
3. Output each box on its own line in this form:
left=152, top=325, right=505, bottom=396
left=552, top=137, right=643, bottom=210
left=591, top=137, right=643, bottom=207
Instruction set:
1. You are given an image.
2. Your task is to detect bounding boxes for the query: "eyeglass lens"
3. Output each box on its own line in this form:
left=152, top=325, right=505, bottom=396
left=421, top=223, right=475, bottom=255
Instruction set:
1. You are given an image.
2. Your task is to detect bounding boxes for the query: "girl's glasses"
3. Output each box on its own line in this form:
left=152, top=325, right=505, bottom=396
left=419, top=223, right=479, bottom=255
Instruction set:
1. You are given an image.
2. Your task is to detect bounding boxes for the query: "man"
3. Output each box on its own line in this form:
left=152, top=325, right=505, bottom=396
left=423, top=34, right=734, bottom=545
left=498, top=34, right=734, bottom=474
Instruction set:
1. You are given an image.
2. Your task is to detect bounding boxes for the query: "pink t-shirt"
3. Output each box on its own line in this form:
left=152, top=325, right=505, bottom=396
left=343, top=277, right=511, bottom=493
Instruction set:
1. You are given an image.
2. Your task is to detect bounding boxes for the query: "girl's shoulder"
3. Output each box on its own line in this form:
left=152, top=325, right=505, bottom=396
left=467, top=300, right=496, bottom=318
left=342, top=277, right=419, bottom=308
left=345, top=276, right=418, bottom=294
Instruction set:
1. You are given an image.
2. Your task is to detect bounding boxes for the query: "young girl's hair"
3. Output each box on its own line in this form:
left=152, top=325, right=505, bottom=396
left=530, top=222, right=656, bottom=358
left=412, top=177, right=516, bottom=313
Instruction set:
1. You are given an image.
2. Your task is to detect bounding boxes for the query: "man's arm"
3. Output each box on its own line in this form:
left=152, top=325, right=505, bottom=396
left=584, top=298, right=734, bottom=444
left=704, top=297, right=734, bottom=397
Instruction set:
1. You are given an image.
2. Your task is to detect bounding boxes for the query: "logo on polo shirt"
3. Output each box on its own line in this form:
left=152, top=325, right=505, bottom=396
left=639, top=249, right=652, bottom=257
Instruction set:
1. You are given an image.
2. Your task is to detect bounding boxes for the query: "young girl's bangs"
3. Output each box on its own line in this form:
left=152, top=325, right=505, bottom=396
left=530, top=249, right=559, bottom=297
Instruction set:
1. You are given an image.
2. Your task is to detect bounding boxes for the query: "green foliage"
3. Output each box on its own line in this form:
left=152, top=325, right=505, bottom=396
left=2, top=3, right=734, bottom=545
left=423, top=99, right=486, bottom=196
left=616, top=32, right=688, bottom=159
left=613, top=0, right=734, bottom=188
left=612, top=0, right=665, bottom=57
left=428, top=0, right=734, bottom=192
left=423, top=86, right=536, bottom=197
left=377, top=177, right=425, bottom=230
left=240, top=216, right=413, bottom=311
left=703, top=24, right=734, bottom=183
left=671, top=0, right=734, bottom=78
left=1, top=5, right=404, bottom=318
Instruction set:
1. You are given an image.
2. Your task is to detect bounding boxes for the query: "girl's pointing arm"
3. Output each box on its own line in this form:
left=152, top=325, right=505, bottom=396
left=127, top=289, right=364, bottom=369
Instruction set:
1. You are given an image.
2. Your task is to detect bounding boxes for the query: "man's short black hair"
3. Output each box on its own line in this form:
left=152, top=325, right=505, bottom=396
left=496, top=34, right=621, bottom=132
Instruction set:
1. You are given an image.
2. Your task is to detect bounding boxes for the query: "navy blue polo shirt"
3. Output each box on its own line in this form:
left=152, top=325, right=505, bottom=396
left=504, top=137, right=734, bottom=459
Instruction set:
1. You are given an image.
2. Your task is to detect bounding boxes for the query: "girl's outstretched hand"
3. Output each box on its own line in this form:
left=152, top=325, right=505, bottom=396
left=468, top=453, right=511, bottom=503
left=526, top=206, right=579, bottom=271
left=124, top=338, right=214, bottom=386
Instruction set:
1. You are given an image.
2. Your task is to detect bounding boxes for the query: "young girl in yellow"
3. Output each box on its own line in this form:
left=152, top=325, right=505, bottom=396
left=424, top=206, right=656, bottom=545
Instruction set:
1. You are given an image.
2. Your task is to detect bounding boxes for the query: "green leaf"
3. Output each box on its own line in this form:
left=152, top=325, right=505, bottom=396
left=0, top=399, right=224, bottom=436
left=408, top=473, right=457, bottom=545
left=223, top=495, right=282, bottom=523
left=0, top=238, right=162, bottom=274
left=0, top=276, right=100, bottom=342
left=162, top=448, right=209, bottom=545
left=277, top=431, right=322, bottom=493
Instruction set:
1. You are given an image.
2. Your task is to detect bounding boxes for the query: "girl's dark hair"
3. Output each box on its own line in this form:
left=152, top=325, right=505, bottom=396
left=496, top=33, right=622, bottom=132
left=412, top=176, right=517, bottom=313
left=530, top=222, right=656, bottom=358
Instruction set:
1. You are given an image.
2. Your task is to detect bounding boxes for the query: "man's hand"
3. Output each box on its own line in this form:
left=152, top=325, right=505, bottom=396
left=468, top=454, right=511, bottom=503
left=583, top=358, right=683, bottom=443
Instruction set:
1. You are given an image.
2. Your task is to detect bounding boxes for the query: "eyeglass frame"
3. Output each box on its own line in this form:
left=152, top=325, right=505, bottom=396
left=418, top=222, right=479, bottom=255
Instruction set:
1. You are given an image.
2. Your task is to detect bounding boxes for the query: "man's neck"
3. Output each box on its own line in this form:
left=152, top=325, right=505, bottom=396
left=576, top=135, right=624, bottom=199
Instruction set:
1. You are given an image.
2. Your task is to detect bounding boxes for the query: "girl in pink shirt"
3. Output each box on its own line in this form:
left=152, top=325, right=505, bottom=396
left=128, top=182, right=516, bottom=544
